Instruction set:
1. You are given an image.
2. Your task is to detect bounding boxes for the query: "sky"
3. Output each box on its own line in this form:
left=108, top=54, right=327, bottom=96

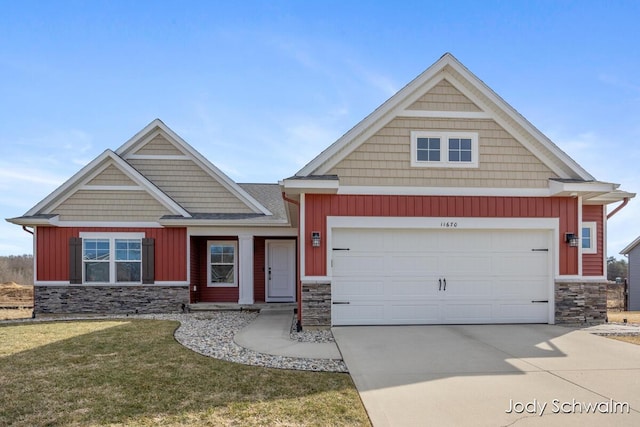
left=1, top=0, right=639, bottom=259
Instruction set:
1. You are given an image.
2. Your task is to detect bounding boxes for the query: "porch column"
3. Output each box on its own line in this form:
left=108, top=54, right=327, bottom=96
left=238, top=234, right=254, bottom=305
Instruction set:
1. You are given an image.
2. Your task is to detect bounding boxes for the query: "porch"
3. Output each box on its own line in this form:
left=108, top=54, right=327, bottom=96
left=189, top=233, right=297, bottom=305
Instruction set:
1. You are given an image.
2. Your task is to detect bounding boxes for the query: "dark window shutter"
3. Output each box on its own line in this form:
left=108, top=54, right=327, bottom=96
left=142, top=238, right=155, bottom=284
left=69, top=237, right=83, bottom=284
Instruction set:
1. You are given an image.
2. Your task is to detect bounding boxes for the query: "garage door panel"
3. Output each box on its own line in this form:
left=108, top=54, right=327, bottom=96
left=493, top=279, right=548, bottom=299
left=495, top=303, right=548, bottom=322
left=333, top=279, right=384, bottom=298
left=493, top=231, right=548, bottom=250
left=333, top=304, right=385, bottom=325
left=439, top=231, right=490, bottom=251
left=333, top=255, right=385, bottom=276
left=391, top=230, right=441, bottom=251
left=441, top=255, right=493, bottom=275
left=441, top=278, right=493, bottom=297
left=391, top=255, right=439, bottom=275
left=333, top=229, right=383, bottom=250
left=331, top=228, right=551, bottom=325
left=388, top=279, right=441, bottom=297
left=496, top=254, right=548, bottom=275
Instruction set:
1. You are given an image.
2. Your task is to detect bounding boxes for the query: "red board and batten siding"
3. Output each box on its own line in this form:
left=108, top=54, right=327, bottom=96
left=582, top=205, right=605, bottom=276
left=304, top=194, right=580, bottom=276
left=36, top=227, right=187, bottom=282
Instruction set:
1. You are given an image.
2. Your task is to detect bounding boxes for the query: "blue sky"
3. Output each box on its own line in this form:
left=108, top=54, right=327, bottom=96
left=1, top=1, right=639, bottom=259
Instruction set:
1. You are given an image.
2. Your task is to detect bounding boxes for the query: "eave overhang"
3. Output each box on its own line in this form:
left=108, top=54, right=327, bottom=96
left=5, top=214, right=58, bottom=226
left=548, top=179, right=634, bottom=204
left=280, top=175, right=339, bottom=195
left=158, top=218, right=291, bottom=227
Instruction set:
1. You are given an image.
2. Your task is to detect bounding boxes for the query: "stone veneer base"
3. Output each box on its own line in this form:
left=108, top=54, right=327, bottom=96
left=555, top=281, right=607, bottom=325
left=34, top=285, right=189, bottom=315
left=301, top=282, right=331, bottom=328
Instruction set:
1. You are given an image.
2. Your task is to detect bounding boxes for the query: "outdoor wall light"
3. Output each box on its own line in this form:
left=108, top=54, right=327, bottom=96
left=565, top=233, right=579, bottom=247
left=311, top=231, right=321, bottom=247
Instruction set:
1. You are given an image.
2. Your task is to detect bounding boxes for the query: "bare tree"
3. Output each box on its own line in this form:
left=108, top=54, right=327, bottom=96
left=0, top=255, right=34, bottom=286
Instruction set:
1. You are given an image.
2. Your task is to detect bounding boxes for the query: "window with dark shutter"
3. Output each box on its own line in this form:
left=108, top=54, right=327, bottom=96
left=142, top=238, right=155, bottom=284
left=69, top=237, right=83, bottom=284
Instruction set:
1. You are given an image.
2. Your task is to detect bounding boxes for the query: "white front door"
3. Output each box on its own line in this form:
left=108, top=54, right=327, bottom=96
left=266, top=240, right=296, bottom=302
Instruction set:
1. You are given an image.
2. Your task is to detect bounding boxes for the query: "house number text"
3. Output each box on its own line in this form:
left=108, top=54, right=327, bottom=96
left=440, top=222, right=458, bottom=228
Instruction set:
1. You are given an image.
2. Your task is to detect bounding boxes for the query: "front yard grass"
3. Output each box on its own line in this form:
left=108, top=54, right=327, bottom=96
left=0, top=320, right=370, bottom=426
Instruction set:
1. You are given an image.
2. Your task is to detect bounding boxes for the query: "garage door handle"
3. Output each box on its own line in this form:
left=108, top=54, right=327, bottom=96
left=439, top=278, right=442, bottom=291
left=443, top=278, right=447, bottom=291
left=332, top=301, right=350, bottom=305
left=531, top=300, right=549, bottom=303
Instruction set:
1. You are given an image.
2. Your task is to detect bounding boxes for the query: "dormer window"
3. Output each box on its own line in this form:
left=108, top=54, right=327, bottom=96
left=411, top=131, right=479, bottom=168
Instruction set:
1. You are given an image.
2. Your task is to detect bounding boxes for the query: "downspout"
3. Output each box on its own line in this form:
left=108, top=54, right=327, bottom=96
left=607, top=197, right=629, bottom=219
left=22, top=226, right=34, bottom=235
left=282, top=192, right=303, bottom=331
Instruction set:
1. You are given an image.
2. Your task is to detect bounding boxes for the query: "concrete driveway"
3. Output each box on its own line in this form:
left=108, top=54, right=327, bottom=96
left=333, top=325, right=640, bottom=427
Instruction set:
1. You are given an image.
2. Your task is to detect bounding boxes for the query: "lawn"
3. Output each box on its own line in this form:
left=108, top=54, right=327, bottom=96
left=0, top=320, right=370, bottom=427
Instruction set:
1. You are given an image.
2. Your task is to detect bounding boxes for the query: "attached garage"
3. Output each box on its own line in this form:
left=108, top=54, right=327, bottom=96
left=330, top=223, right=553, bottom=326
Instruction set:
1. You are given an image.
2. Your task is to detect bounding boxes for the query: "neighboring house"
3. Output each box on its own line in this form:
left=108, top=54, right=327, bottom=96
left=7, top=53, right=634, bottom=326
left=620, top=237, right=640, bottom=311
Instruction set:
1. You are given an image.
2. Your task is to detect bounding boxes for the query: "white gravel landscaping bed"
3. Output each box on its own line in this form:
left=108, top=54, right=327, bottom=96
left=4, top=311, right=348, bottom=373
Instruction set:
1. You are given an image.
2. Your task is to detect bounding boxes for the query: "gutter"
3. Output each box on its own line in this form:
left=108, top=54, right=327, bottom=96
left=282, top=192, right=303, bottom=331
left=607, top=197, right=630, bottom=219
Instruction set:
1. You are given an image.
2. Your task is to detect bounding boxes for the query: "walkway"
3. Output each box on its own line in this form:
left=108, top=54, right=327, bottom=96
left=234, top=308, right=342, bottom=359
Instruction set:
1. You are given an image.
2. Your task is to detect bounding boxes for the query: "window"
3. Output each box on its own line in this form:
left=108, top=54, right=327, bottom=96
left=411, top=131, right=478, bottom=168
left=582, top=222, right=597, bottom=254
left=208, top=241, right=238, bottom=287
left=80, top=233, right=144, bottom=283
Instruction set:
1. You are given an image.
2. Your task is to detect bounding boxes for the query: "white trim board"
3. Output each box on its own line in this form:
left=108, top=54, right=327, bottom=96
left=337, top=186, right=550, bottom=197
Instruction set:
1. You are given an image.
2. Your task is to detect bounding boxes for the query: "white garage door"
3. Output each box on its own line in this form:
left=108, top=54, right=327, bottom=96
left=331, top=228, right=551, bottom=325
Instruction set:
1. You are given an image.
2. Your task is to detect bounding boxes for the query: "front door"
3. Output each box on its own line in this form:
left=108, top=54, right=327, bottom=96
left=266, top=240, right=296, bottom=302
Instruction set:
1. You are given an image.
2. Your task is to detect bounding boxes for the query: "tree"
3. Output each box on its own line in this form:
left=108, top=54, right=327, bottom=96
left=607, top=256, right=628, bottom=282
left=0, top=255, right=34, bottom=286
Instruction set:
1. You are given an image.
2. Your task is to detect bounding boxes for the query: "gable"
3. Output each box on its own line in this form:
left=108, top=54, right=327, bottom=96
left=407, top=79, right=481, bottom=112
left=51, top=189, right=172, bottom=222
left=297, top=53, right=594, bottom=182
left=132, top=133, right=185, bottom=156
left=117, top=119, right=272, bottom=215
left=86, top=164, right=136, bottom=186
left=23, top=151, right=190, bottom=222
left=329, top=117, right=557, bottom=188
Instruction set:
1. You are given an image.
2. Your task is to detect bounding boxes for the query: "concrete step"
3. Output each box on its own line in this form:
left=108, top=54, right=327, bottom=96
left=188, top=302, right=296, bottom=312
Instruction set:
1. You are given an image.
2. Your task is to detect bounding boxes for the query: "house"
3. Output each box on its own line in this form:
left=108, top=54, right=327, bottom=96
left=620, top=237, right=640, bottom=311
left=7, top=53, right=634, bottom=326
